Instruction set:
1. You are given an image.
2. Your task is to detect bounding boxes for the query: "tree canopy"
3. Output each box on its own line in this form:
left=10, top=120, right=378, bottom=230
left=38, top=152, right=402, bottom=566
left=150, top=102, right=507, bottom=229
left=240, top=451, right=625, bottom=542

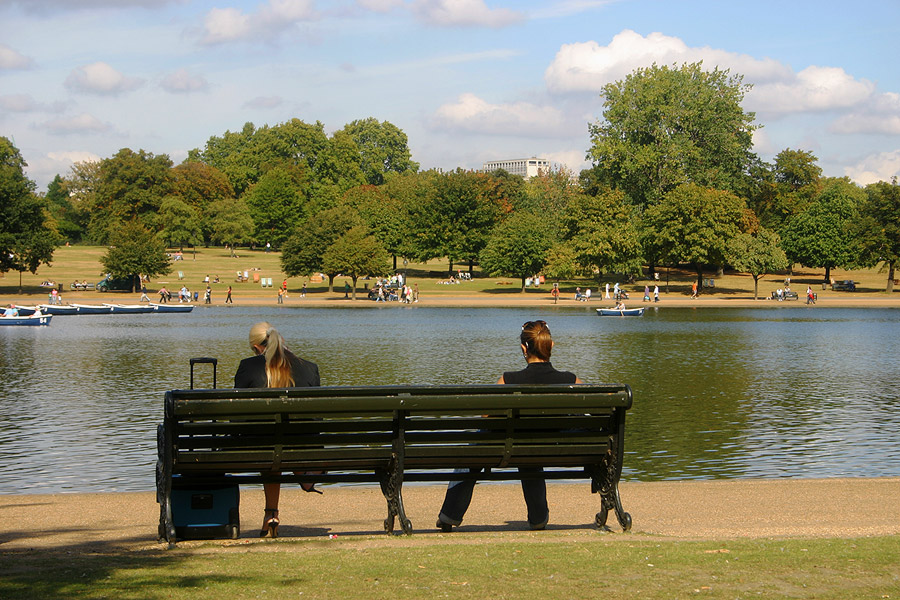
left=587, top=62, right=758, bottom=207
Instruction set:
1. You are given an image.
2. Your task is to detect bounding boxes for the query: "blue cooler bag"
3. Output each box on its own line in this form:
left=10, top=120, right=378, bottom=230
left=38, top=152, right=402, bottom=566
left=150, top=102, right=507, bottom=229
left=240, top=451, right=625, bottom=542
left=171, top=479, right=240, bottom=540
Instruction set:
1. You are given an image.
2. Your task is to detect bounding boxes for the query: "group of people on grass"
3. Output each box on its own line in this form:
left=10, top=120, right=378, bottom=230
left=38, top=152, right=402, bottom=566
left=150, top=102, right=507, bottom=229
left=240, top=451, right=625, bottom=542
left=235, top=318, right=576, bottom=537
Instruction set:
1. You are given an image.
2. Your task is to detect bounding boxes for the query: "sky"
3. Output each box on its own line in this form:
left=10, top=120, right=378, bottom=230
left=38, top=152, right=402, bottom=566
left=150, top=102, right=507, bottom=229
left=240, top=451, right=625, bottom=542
left=1, top=0, right=899, bottom=192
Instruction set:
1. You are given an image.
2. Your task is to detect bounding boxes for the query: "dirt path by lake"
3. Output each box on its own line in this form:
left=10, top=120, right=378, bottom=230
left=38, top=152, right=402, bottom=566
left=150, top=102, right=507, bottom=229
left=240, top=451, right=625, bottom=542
left=2, top=478, right=898, bottom=553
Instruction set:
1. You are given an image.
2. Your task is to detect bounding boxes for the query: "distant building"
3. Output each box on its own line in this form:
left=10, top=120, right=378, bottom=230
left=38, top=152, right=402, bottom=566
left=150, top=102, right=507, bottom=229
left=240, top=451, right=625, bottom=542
left=482, top=157, right=550, bottom=179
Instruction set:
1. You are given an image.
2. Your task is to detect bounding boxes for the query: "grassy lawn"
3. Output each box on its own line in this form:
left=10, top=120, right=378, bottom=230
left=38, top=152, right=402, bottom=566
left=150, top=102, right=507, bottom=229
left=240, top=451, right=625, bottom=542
left=2, top=535, right=898, bottom=599
left=0, top=244, right=896, bottom=302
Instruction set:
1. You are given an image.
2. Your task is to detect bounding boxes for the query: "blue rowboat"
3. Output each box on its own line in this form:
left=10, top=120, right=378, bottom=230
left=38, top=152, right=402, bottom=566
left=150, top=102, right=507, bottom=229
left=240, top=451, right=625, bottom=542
left=0, top=314, right=52, bottom=326
left=39, top=304, right=79, bottom=315
left=597, top=307, right=645, bottom=317
left=103, top=303, right=154, bottom=314
left=12, top=305, right=38, bottom=316
left=71, top=304, right=114, bottom=314
left=149, top=303, right=194, bottom=313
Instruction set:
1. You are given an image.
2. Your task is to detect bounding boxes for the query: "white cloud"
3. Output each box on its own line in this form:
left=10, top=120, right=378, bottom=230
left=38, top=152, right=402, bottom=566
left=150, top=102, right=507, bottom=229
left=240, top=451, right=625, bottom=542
left=543, top=149, right=590, bottom=174
left=0, top=43, right=34, bottom=69
left=200, top=0, right=318, bottom=44
left=41, top=113, right=111, bottom=135
left=844, top=150, right=900, bottom=185
left=356, top=0, right=404, bottom=12
left=411, top=0, right=524, bottom=28
left=26, top=150, right=102, bottom=190
left=544, top=30, right=791, bottom=95
left=749, top=66, right=875, bottom=115
left=829, top=92, right=900, bottom=135
left=243, top=95, right=284, bottom=109
left=0, top=94, right=41, bottom=112
left=64, top=62, right=143, bottom=95
left=160, top=68, right=210, bottom=93
left=432, top=92, right=572, bottom=137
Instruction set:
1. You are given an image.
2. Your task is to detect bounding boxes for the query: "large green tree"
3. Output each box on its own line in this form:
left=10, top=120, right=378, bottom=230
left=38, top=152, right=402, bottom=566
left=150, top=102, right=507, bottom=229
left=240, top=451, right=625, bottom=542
left=587, top=62, right=758, bottom=207
left=88, top=148, right=173, bottom=243
left=280, top=207, right=362, bottom=292
left=563, top=188, right=644, bottom=278
left=726, top=228, right=789, bottom=300
left=859, top=179, right=900, bottom=292
left=644, top=183, right=748, bottom=290
left=339, top=117, right=419, bottom=185
left=156, top=197, right=203, bottom=251
left=321, top=226, right=390, bottom=300
left=0, top=137, right=60, bottom=285
left=101, top=221, right=171, bottom=291
left=242, top=167, right=307, bottom=246
left=206, top=197, right=255, bottom=255
left=479, top=212, right=552, bottom=292
left=406, top=169, right=502, bottom=272
left=780, top=178, right=865, bottom=283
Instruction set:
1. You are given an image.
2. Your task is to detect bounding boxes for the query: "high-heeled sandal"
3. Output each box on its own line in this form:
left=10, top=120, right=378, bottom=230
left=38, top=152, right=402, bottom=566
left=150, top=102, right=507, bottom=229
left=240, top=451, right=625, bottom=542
left=260, top=508, right=279, bottom=538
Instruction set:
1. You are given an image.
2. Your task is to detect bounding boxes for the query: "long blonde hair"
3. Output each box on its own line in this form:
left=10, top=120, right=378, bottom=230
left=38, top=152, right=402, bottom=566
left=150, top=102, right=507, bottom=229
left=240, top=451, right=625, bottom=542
left=249, top=322, right=295, bottom=387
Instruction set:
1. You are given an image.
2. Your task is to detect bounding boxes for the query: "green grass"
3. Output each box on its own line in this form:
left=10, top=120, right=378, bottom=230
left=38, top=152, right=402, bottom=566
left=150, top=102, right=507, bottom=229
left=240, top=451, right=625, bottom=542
left=0, top=244, right=897, bottom=302
left=2, top=536, right=898, bottom=599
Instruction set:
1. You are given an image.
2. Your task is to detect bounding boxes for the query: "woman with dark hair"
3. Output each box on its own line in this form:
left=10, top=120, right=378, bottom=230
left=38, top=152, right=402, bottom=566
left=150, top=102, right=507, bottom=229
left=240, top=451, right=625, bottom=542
left=234, top=322, right=320, bottom=537
left=436, top=320, right=582, bottom=532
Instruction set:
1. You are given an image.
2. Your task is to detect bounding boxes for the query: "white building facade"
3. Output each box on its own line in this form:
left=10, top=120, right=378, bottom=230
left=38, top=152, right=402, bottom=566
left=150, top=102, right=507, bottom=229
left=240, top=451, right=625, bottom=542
left=482, top=157, right=550, bottom=179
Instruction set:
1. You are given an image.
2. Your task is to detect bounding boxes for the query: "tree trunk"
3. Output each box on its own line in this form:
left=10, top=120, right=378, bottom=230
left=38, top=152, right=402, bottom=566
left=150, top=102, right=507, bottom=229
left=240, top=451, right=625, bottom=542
left=392, top=255, right=397, bottom=271
left=695, top=264, right=704, bottom=295
left=752, top=274, right=760, bottom=300
left=887, top=260, right=896, bottom=293
left=351, top=275, right=358, bottom=300
left=521, top=276, right=527, bottom=293
left=468, top=259, right=474, bottom=274
left=448, top=259, right=454, bottom=274
left=327, top=273, right=336, bottom=293
left=824, top=265, right=831, bottom=283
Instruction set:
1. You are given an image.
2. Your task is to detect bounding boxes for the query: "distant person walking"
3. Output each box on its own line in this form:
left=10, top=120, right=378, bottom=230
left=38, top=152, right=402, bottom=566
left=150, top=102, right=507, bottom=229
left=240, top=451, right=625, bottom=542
left=225, top=285, right=233, bottom=304
left=806, top=286, right=816, bottom=305
left=691, top=281, right=698, bottom=299
left=653, top=285, right=660, bottom=303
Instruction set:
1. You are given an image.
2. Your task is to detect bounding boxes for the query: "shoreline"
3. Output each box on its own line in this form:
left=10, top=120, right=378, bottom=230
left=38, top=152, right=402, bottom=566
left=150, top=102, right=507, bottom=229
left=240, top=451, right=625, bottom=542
left=4, top=290, right=899, bottom=309
left=3, top=478, right=899, bottom=552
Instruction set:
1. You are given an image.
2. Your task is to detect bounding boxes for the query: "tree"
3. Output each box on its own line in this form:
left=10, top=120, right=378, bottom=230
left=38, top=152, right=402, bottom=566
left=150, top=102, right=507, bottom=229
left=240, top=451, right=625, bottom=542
left=563, top=188, right=643, bottom=279
left=88, top=148, right=173, bottom=243
left=406, top=169, right=502, bottom=272
left=321, top=226, right=390, bottom=299
left=206, top=197, right=255, bottom=255
left=243, top=167, right=307, bottom=246
left=45, top=174, right=83, bottom=242
left=156, top=197, right=203, bottom=251
left=644, top=183, right=748, bottom=290
left=340, top=117, right=419, bottom=185
left=859, top=179, right=900, bottom=292
left=0, top=137, right=60, bottom=286
left=780, top=178, right=865, bottom=283
left=101, top=221, right=171, bottom=291
left=752, top=149, right=823, bottom=230
left=588, top=62, right=758, bottom=208
left=280, top=207, right=362, bottom=292
left=479, top=213, right=553, bottom=292
left=726, top=228, right=789, bottom=300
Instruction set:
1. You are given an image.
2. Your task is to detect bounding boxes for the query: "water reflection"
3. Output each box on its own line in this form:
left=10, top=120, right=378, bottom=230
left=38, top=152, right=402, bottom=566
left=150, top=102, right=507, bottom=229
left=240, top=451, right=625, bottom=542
left=1, top=305, right=898, bottom=493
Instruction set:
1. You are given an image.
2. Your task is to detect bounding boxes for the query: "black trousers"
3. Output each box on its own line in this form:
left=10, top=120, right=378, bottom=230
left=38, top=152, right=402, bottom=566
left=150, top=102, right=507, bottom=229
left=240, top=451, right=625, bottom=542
left=438, top=467, right=548, bottom=526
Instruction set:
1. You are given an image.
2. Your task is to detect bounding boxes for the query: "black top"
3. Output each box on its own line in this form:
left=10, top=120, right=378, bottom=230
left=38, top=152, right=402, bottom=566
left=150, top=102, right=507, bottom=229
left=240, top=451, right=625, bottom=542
left=502, top=361, right=577, bottom=384
left=233, top=352, right=320, bottom=388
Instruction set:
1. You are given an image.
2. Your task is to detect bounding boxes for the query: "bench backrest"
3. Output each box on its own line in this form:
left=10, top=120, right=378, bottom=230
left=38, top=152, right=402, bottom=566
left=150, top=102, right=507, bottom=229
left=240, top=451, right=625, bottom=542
left=161, top=384, right=632, bottom=480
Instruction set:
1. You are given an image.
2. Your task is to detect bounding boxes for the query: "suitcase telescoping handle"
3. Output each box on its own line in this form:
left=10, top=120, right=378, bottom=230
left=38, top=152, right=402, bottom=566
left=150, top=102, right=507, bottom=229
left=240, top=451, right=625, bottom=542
left=189, top=357, right=218, bottom=389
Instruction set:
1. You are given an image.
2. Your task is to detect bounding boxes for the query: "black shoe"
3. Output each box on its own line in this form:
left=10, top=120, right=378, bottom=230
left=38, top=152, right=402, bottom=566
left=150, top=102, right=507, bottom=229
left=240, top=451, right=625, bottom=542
left=436, top=518, right=453, bottom=532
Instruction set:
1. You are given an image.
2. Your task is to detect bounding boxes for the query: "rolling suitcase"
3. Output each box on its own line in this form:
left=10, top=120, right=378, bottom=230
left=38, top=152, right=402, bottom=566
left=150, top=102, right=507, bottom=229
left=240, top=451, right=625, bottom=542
left=170, top=357, right=240, bottom=540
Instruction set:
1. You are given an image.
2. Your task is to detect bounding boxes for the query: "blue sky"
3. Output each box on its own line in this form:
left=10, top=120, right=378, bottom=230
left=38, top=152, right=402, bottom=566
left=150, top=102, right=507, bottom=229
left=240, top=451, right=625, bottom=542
left=1, top=0, right=899, bottom=191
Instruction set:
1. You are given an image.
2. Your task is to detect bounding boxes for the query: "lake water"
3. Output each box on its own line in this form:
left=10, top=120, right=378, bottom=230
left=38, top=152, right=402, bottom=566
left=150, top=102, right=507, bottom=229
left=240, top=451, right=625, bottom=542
left=1, top=305, right=898, bottom=494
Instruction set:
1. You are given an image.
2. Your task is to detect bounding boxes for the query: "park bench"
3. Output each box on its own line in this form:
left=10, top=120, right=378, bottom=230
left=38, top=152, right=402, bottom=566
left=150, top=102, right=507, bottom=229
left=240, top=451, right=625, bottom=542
left=770, top=290, right=798, bottom=300
left=157, top=383, right=633, bottom=546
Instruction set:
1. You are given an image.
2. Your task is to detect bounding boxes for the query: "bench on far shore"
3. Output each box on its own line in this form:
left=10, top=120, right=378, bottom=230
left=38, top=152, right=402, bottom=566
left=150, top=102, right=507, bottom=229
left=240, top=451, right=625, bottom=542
left=771, top=290, right=798, bottom=301
left=157, top=383, right=633, bottom=546
left=69, top=283, right=95, bottom=291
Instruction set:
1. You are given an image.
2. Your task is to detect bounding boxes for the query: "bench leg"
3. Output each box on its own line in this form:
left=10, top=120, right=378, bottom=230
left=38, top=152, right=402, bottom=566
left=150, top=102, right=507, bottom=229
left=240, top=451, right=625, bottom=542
left=378, top=463, right=412, bottom=535
left=590, top=450, right=632, bottom=532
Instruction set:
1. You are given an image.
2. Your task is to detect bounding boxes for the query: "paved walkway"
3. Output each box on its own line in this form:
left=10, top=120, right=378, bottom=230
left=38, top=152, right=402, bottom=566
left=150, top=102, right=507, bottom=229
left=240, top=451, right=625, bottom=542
left=2, top=478, right=898, bottom=553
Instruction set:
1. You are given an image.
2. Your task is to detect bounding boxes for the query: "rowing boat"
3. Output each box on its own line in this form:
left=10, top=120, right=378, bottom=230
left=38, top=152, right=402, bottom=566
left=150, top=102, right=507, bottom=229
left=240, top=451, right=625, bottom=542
left=596, top=307, right=645, bottom=317
left=103, top=303, right=155, bottom=314
left=0, top=314, right=52, bottom=326
left=149, top=303, right=194, bottom=313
